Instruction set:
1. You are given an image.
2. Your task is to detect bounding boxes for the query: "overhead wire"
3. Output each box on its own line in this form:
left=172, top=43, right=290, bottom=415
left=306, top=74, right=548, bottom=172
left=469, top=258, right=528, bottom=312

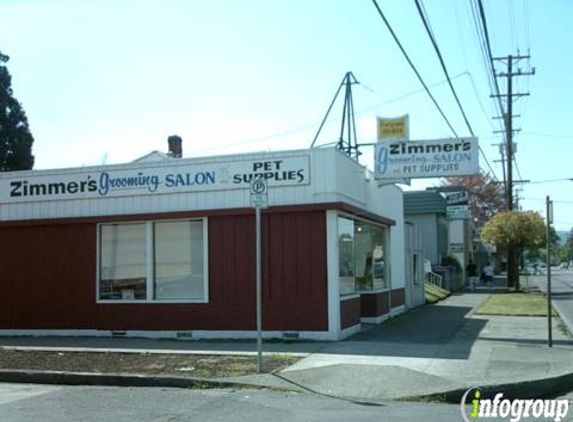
left=467, top=0, right=501, bottom=127
left=416, top=0, right=499, bottom=180
left=369, top=0, right=459, bottom=137
left=476, top=0, right=505, bottom=122
left=191, top=74, right=466, bottom=154
left=369, top=0, right=500, bottom=181
left=414, top=0, right=475, bottom=137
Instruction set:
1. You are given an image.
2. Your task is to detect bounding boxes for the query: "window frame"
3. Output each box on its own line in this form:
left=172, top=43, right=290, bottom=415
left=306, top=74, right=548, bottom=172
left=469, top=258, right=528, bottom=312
left=337, top=212, right=390, bottom=296
left=96, top=217, right=209, bottom=304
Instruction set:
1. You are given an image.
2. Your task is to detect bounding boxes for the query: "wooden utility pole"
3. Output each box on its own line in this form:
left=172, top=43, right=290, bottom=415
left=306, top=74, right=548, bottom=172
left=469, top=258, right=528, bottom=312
left=492, top=54, right=534, bottom=210
left=491, top=54, right=535, bottom=289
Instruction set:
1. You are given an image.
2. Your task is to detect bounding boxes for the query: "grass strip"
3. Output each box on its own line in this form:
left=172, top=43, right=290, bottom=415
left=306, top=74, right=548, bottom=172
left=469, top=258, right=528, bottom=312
left=474, top=292, right=558, bottom=316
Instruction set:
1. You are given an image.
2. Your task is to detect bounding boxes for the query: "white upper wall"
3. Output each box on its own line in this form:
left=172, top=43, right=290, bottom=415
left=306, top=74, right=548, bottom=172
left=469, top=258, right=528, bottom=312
left=0, top=148, right=404, bottom=223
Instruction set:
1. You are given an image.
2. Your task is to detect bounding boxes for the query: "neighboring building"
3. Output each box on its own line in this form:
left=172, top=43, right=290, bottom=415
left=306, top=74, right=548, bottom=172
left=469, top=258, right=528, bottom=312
left=404, top=222, right=425, bottom=309
left=403, top=191, right=449, bottom=265
left=448, top=217, right=473, bottom=277
left=0, top=147, right=406, bottom=341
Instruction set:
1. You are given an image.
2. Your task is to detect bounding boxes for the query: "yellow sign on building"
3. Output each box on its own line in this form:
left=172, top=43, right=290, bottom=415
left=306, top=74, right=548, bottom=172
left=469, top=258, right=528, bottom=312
left=377, top=115, right=409, bottom=140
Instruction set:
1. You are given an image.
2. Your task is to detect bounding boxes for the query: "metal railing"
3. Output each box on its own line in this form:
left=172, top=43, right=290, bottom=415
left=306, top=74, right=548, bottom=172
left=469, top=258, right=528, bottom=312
left=425, top=271, right=444, bottom=289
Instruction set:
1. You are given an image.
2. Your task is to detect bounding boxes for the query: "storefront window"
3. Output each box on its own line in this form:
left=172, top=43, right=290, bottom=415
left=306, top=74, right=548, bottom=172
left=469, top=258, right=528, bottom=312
left=371, top=225, right=386, bottom=290
left=98, top=218, right=208, bottom=302
left=100, top=223, right=147, bottom=300
left=355, top=222, right=373, bottom=291
left=338, top=216, right=387, bottom=296
left=338, top=217, right=355, bottom=295
left=154, top=220, right=204, bottom=300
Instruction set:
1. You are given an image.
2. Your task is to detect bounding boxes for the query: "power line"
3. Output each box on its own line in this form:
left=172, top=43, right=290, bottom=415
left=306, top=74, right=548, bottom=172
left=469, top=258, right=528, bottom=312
left=513, top=156, right=522, bottom=182
left=467, top=0, right=503, bottom=132
left=190, top=75, right=469, bottom=154
left=414, top=0, right=475, bottom=137
left=464, top=71, right=496, bottom=132
left=476, top=0, right=505, bottom=121
left=369, top=0, right=499, bottom=183
left=522, top=198, right=573, bottom=205
left=369, top=0, right=458, bottom=137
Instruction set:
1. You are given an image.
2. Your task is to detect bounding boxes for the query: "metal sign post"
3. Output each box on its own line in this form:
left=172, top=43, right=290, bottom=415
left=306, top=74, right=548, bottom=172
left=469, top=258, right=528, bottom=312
left=546, top=195, right=553, bottom=347
left=251, top=179, right=268, bottom=372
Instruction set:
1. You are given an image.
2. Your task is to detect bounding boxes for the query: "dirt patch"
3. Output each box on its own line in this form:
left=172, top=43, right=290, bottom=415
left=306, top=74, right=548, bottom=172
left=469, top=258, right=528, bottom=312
left=0, top=349, right=298, bottom=378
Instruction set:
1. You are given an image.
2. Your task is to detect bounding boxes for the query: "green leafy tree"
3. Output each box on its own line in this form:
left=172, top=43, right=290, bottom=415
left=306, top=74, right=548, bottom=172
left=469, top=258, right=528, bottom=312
left=555, top=228, right=573, bottom=264
left=556, top=244, right=572, bottom=265
left=481, top=211, right=545, bottom=289
left=567, top=228, right=573, bottom=259
left=0, top=51, right=34, bottom=171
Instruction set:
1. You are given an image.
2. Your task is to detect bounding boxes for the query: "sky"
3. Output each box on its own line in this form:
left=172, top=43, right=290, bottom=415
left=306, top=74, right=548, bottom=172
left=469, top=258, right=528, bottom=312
left=1, top=0, right=572, bottom=231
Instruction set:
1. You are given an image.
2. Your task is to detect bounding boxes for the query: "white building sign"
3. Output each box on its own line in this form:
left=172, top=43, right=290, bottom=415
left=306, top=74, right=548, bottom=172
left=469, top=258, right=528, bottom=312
left=449, top=243, right=464, bottom=253
left=375, top=137, right=479, bottom=180
left=0, top=155, right=310, bottom=203
left=447, top=205, right=470, bottom=220
left=446, top=191, right=469, bottom=205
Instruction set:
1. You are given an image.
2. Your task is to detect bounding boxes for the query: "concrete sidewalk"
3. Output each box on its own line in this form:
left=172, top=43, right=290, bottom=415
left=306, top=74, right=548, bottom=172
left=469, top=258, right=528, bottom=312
left=265, top=292, right=573, bottom=401
left=1, top=291, right=573, bottom=402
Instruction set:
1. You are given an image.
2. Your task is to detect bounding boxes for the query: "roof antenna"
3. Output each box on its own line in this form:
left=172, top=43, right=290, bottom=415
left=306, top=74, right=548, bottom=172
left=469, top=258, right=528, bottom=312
left=310, top=71, right=361, bottom=160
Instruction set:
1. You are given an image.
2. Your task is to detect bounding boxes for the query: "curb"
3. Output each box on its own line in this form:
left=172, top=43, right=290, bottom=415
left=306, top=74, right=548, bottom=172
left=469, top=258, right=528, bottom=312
left=402, top=371, right=573, bottom=403
left=0, top=369, right=290, bottom=392
left=552, top=301, right=573, bottom=339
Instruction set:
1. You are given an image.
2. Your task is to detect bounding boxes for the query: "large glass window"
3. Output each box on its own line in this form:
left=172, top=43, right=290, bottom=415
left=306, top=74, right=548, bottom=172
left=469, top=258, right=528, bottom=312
left=355, top=222, right=372, bottom=291
left=154, top=221, right=204, bottom=300
left=371, top=225, right=386, bottom=290
left=98, top=219, right=207, bottom=303
left=338, top=217, right=356, bottom=295
left=338, top=216, right=387, bottom=296
left=100, top=223, right=147, bottom=300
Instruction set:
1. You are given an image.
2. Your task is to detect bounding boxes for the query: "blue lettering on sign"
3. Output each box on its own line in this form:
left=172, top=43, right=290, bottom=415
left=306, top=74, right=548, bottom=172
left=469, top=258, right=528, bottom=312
left=164, top=171, right=216, bottom=187
left=432, top=153, right=472, bottom=163
left=99, top=172, right=160, bottom=196
left=97, top=170, right=216, bottom=196
left=375, top=145, right=389, bottom=175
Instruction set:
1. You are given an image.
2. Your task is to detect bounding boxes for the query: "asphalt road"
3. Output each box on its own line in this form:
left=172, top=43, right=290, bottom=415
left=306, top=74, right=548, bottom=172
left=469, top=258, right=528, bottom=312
left=0, top=384, right=498, bottom=422
left=2, top=383, right=573, bottom=422
left=525, top=268, right=573, bottom=334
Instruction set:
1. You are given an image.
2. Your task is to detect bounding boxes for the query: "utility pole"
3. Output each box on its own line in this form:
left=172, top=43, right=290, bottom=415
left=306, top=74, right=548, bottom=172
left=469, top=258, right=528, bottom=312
left=491, top=54, right=534, bottom=210
left=491, top=54, right=534, bottom=290
left=546, top=195, right=553, bottom=348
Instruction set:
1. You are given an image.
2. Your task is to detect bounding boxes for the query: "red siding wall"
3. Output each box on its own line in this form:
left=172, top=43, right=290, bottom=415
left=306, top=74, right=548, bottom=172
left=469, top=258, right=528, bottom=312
left=391, top=288, right=406, bottom=308
left=360, top=291, right=390, bottom=317
left=340, top=297, right=361, bottom=329
left=0, top=209, right=328, bottom=332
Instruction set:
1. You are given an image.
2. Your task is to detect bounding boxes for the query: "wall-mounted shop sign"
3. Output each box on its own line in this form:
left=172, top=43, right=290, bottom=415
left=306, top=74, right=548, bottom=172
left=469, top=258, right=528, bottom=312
left=0, top=155, right=310, bottom=203
left=375, top=137, right=479, bottom=180
left=447, top=205, right=470, bottom=220
left=445, top=191, right=469, bottom=205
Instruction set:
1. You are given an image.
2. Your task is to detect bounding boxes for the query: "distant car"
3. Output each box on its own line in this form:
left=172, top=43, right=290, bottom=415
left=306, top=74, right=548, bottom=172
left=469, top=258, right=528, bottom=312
left=560, top=262, right=569, bottom=269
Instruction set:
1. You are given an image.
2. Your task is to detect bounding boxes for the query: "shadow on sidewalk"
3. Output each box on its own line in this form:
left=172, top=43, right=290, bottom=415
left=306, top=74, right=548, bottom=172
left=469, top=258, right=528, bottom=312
left=340, top=302, right=488, bottom=360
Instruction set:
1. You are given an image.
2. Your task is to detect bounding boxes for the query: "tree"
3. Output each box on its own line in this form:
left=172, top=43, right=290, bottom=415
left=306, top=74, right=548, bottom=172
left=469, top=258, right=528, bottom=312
left=441, top=173, right=505, bottom=224
left=567, top=228, right=573, bottom=258
left=0, top=51, right=34, bottom=171
left=556, top=244, right=572, bottom=265
left=556, top=228, right=573, bottom=265
left=481, top=211, right=546, bottom=290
